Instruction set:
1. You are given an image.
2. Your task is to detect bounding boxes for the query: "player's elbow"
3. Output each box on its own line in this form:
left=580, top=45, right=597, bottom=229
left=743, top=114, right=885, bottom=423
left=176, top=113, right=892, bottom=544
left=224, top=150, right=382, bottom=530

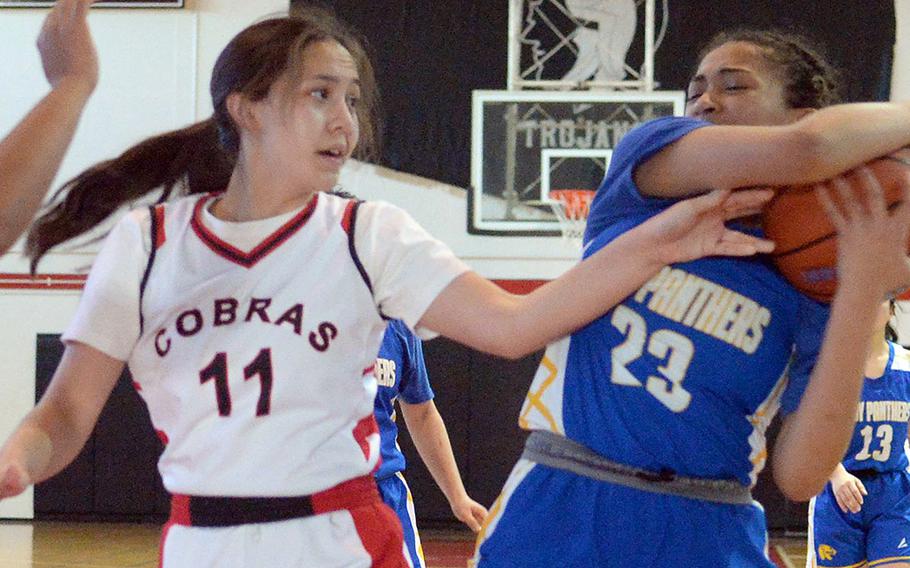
left=772, top=464, right=825, bottom=502
left=478, top=336, right=534, bottom=360
left=473, top=302, right=543, bottom=360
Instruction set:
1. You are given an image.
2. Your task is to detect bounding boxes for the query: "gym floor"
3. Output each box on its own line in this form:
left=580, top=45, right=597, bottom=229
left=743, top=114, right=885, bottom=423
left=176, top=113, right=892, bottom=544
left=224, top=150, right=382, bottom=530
left=0, top=521, right=809, bottom=567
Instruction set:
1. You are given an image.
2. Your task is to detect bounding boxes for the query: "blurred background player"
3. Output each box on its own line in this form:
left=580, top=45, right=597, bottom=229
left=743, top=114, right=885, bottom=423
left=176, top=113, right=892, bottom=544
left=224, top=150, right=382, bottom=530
left=0, top=0, right=97, bottom=255
left=475, top=29, right=910, bottom=568
left=808, top=300, right=910, bottom=568
left=374, top=319, right=487, bottom=568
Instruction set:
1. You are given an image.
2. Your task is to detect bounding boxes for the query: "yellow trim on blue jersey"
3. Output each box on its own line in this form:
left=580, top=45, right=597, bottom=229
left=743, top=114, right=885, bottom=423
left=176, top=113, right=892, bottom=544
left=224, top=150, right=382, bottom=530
left=474, top=493, right=504, bottom=560
left=519, top=355, right=562, bottom=433
left=815, top=560, right=867, bottom=568
left=748, top=374, right=787, bottom=427
left=869, top=556, right=910, bottom=566
left=473, top=460, right=537, bottom=563
left=395, top=471, right=425, bottom=565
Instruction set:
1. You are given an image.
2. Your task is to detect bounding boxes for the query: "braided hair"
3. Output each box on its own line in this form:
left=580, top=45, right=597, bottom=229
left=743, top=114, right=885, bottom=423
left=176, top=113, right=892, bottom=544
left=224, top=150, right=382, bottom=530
left=697, top=29, right=842, bottom=110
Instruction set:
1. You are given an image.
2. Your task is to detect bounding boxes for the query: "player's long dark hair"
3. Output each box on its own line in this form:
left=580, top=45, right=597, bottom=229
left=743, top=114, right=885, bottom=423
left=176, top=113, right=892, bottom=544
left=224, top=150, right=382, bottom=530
left=697, top=29, right=842, bottom=110
left=26, top=8, right=381, bottom=272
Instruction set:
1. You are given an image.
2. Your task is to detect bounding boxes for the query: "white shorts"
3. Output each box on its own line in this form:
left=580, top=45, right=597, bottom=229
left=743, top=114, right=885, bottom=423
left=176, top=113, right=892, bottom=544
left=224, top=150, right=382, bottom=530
left=160, top=476, right=411, bottom=568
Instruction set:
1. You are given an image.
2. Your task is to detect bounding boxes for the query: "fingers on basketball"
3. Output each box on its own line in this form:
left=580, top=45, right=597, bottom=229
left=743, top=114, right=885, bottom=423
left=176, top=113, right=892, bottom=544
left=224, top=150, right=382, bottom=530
left=761, top=147, right=910, bottom=302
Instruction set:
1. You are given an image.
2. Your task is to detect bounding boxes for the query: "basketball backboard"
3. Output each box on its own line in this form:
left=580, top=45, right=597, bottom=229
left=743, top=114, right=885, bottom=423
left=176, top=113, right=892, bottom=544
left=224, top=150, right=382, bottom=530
left=469, top=89, right=683, bottom=236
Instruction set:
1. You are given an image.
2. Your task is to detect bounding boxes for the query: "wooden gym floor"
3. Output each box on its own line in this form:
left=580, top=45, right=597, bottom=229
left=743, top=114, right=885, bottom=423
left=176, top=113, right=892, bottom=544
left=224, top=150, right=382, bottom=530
left=0, top=521, right=808, bottom=567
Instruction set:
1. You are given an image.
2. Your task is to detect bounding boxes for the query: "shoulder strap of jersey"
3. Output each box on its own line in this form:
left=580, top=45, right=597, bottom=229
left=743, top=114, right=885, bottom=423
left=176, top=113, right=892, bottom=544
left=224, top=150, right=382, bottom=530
left=341, top=199, right=389, bottom=320
left=139, top=204, right=167, bottom=334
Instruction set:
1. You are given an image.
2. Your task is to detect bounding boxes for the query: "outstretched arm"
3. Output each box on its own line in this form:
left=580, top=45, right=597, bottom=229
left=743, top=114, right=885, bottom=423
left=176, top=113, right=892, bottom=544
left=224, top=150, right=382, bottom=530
left=399, top=400, right=487, bottom=531
left=420, top=188, right=774, bottom=359
left=636, top=101, right=910, bottom=198
left=0, top=342, right=123, bottom=498
left=0, top=0, right=98, bottom=254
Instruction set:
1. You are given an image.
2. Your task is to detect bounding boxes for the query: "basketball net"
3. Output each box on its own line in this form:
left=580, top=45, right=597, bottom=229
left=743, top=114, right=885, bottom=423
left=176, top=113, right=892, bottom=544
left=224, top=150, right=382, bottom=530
left=549, top=189, right=595, bottom=248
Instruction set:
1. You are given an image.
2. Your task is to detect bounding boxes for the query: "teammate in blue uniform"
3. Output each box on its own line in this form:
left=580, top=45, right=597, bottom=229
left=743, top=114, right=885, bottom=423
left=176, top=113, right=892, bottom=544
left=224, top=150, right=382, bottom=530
left=475, top=30, right=910, bottom=567
left=374, top=320, right=487, bottom=567
left=809, top=301, right=910, bottom=568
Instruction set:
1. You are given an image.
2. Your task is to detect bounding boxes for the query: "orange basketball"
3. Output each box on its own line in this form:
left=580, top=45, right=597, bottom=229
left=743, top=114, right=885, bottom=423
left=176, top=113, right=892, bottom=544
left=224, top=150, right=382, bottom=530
left=762, top=148, right=910, bottom=303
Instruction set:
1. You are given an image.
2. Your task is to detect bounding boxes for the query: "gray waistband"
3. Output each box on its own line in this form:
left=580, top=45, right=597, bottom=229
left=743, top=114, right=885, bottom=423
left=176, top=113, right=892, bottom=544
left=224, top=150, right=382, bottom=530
left=522, top=431, right=753, bottom=506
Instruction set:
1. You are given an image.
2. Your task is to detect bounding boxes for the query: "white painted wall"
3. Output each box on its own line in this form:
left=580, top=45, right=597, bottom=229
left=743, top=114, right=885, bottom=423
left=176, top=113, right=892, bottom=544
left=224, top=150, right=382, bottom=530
left=893, top=0, right=910, bottom=101
left=0, top=0, right=287, bottom=274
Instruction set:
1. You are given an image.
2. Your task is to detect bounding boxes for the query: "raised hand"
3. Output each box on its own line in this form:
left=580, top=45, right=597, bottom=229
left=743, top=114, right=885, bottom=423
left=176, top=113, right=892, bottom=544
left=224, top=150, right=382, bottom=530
left=818, top=166, right=910, bottom=301
left=37, top=0, right=98, bottom=94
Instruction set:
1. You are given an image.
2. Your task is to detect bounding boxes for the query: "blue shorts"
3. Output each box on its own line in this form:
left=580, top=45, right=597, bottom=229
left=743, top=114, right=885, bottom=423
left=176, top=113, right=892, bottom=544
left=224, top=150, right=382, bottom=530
left=473, top=459, right=774, bottom=568
left=809, top=470, right=910, bottom=567
left=378, top=472, right=424, bottom=568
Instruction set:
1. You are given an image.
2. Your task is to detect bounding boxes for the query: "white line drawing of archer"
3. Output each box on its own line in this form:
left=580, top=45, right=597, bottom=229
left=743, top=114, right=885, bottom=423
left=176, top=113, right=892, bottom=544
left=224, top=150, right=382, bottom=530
left=562, top=0, right=637, bottom=83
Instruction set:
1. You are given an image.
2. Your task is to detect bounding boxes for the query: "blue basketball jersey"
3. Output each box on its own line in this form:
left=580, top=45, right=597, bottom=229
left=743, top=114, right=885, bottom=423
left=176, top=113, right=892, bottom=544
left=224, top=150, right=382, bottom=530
left=842, top=342, right=910, bottom=473
left=374, top=319, right=434, bottom=480
left=518, top=116, right=830, bottom=486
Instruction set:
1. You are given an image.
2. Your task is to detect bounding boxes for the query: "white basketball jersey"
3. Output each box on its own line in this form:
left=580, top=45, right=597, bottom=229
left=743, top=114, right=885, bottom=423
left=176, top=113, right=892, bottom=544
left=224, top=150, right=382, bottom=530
left=64, top=192, right=469, bottom=498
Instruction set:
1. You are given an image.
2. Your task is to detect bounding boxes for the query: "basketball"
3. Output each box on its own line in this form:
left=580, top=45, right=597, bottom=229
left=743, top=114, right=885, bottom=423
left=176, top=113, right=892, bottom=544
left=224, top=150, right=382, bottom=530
left=762, top=148, right=910, bottom=303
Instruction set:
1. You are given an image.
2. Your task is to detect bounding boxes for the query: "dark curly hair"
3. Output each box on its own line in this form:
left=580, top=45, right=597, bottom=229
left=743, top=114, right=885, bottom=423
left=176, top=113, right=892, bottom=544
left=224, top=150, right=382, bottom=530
left=697, top=29, right=842, bottom=110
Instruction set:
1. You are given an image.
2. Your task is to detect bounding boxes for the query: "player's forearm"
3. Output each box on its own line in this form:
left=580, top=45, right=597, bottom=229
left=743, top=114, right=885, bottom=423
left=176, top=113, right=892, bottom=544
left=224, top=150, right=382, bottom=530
left=797, top=101, right=910, bottom=181
left=430, top=228, right=665, bottom=359
left=0, top=80, right=93, bottom=252
left=773, top=284, right=880, bottom=501
left=402, top=403, right=469, bottom=504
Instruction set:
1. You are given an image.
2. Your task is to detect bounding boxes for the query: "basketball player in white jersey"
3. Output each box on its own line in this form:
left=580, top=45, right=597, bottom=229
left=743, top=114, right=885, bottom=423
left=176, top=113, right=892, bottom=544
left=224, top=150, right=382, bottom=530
left=0, top=0, right=97, bottom=254
left=0, top=8, right=774, bottom=568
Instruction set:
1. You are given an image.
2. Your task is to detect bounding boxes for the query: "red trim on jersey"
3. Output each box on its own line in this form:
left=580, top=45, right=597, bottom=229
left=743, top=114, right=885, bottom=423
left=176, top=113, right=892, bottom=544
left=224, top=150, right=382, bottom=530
left=349, top=503, right=410, bottom=567
left=352, top=414, right=378, bottom=462
left=158, top=519, right=176, bottom=568
left=153, top=204, right=167, bottom=249
left=341, top=199, right=356, bottom=232
left=363, top=364, right=375, bottom=376
left=310, top=474, right=381, bottom=514
left=155, top=430, right=169, bottom=445
left=167, top=475, right=383, bottom=527
left=168, top=494, right=191, bottom=525
left=190, top=193, right=319, bottom=268
left=131, top=381, right=142, bottom=392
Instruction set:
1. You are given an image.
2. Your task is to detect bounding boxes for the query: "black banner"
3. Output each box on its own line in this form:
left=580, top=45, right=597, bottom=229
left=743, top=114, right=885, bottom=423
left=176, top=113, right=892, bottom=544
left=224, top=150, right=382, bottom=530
left=312, top=1, right=895, bottom=188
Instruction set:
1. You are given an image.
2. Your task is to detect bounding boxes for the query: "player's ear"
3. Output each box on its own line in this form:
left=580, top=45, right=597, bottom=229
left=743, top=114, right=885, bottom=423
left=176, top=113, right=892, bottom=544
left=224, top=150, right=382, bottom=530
left=226, top=92, right=261, bottom=136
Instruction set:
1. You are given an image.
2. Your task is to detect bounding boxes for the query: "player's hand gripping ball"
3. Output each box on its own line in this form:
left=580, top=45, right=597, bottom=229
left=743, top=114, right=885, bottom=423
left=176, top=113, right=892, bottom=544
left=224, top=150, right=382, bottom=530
left=762, top=148, right=910, bottom=302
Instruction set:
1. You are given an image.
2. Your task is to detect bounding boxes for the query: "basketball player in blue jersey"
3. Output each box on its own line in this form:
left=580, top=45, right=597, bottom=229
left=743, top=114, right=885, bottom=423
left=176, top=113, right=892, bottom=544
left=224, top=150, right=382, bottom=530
left=0, top=0, right=97, bottom=254
left=808, top=301, right=910, bottom=568
left=374, top=320, right=487, bottom=567
left=475, top=30, right=910, bottom=567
